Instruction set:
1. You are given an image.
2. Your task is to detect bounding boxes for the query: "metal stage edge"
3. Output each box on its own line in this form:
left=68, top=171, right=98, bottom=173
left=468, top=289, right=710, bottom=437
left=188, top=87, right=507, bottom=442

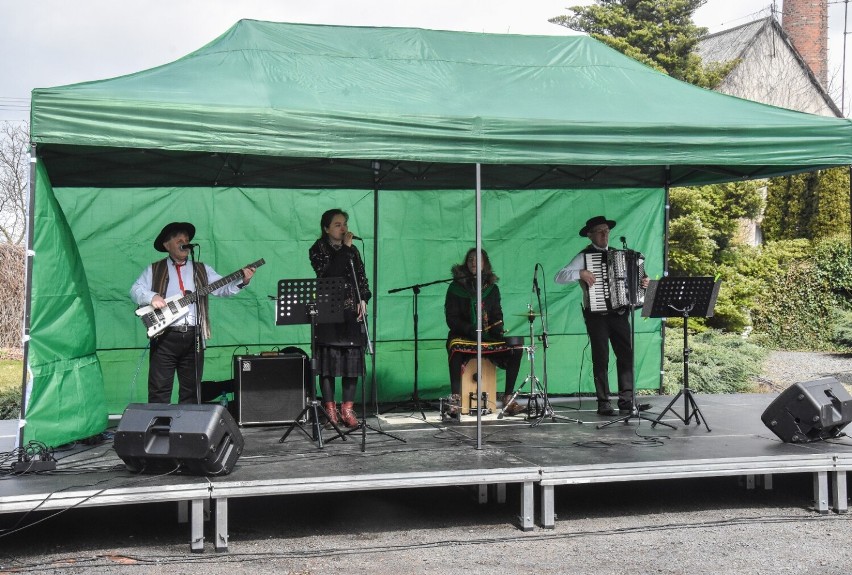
left=1, top=394, right=851, bottom=552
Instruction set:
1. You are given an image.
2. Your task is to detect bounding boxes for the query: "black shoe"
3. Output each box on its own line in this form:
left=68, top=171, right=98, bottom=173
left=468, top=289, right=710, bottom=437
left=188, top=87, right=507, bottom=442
left=597, top=402, right=614, bottom=416
left=619, top=403, right=651, bottom=415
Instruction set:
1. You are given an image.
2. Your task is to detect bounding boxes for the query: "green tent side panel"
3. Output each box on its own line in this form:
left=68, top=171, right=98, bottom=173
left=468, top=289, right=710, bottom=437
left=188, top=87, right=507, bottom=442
left=376, top=186, right=664, bottom=399
left=26, top=161, right=108, bottom=446
left=53, top=184, right=662, bottom=412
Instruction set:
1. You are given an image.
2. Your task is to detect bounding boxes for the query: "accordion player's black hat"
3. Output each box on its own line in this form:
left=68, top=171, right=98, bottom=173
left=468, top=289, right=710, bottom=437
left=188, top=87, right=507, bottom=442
left=579, top=215, right=616, bottom=237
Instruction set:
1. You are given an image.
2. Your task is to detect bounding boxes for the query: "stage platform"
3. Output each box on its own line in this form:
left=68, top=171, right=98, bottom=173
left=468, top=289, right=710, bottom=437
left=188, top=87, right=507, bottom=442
left=1, top=393, right=850, bottom=552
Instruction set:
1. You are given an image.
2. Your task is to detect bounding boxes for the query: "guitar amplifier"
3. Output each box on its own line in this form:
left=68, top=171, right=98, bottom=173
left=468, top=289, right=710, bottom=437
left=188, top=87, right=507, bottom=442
left=233, top=353, right=307, bottom=425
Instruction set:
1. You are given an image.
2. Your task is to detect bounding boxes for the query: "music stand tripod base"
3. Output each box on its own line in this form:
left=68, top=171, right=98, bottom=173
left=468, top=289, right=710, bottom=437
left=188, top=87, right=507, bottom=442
left=642, top=276, right=721, bottom=433
left=275, top=277, right=348, bottom=448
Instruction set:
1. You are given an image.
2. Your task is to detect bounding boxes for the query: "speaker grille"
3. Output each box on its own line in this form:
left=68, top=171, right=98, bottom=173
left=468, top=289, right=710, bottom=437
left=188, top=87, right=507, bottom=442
left=234, top=354, right=307, bottom=425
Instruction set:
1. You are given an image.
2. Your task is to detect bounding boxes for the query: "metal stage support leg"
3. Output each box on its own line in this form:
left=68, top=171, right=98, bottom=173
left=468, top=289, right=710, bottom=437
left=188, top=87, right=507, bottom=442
left=495, top=482, right=507, bottom=504
left=833, top=471, right=848, bottom=514
left=478, top=484, right=488, bottom=504
left=814, top=471, right=830, bottom=514
left=540, top=483, right=554, bottom=529
left=214, top=498, right=229, bottom=552
left=520, top=481, right=535, bottom=531
left=190, top=498, right=205, bottom=553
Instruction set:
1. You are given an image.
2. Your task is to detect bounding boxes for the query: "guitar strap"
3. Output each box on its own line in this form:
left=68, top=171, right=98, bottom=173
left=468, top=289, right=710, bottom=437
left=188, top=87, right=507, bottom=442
left=151, top=258, right=211, bottom=339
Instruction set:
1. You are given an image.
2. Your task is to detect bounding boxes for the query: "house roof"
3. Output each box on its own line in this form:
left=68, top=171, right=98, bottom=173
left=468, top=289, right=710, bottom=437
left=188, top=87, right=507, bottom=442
left=696, top=17, right=842, bottom=117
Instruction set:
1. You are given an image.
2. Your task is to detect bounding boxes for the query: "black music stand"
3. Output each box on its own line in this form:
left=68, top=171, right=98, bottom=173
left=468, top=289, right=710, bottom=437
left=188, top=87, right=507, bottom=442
left=381, top=277, right=451, bottom=419
left=277, top=277, right=348, bottom=448
left=644, top=276, right=721, bottom=432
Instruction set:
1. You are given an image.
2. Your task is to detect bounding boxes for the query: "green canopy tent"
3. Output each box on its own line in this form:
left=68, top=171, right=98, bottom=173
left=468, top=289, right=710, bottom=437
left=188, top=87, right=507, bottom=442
left=26, top=20, right=852, bottom=447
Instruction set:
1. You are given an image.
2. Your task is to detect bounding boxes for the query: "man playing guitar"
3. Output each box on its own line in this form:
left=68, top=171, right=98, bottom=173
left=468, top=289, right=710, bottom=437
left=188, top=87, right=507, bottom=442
left=130, top=222, right=257, bottom=404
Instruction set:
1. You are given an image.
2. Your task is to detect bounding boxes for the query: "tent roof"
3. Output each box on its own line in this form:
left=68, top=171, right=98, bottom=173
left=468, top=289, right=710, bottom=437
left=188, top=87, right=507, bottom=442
left=31, top=20, right=852, bottom=189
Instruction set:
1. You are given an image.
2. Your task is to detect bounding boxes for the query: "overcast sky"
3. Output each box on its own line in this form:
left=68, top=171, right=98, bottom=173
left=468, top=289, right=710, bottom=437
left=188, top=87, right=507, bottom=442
left=1, top=0, right=849, bottom=122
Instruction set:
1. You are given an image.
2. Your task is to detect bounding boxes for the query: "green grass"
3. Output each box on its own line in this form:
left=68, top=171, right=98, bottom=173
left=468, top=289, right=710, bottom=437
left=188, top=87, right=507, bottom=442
left=0, top=359, right=22, bottom=419
left=0, top=359, right=21, bottom=393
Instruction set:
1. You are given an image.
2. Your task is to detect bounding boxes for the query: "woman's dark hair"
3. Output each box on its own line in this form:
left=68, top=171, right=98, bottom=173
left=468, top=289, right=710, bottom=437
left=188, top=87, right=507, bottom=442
left=319, top=208, right=348, bottom=239
left=453, top=248, right=498, bottom=284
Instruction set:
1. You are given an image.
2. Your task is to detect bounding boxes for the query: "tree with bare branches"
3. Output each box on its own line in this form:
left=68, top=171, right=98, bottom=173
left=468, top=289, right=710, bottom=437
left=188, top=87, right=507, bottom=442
left=0, top=122, right=28, bottom=352
left=0, top=122, right=29, bottom=245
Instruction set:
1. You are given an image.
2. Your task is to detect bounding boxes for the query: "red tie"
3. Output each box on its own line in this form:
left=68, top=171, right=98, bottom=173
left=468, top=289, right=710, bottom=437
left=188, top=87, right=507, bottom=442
left=175, top=262, right=187, bottom=295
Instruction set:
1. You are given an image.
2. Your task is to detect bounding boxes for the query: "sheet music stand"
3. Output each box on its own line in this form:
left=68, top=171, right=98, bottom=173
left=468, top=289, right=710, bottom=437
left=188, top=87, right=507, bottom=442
left=643, top=276, right=721, bottom=432
left=277, top=278, right=348, bottom=448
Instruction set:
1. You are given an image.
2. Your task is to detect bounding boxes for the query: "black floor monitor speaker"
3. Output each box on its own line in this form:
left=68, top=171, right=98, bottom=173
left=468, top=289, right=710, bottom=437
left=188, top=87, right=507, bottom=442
left=233, top=353, right=307, bottom=425
left=114, top=403, right=244, bottom=475
left=761, top=377, right=852, bottom=443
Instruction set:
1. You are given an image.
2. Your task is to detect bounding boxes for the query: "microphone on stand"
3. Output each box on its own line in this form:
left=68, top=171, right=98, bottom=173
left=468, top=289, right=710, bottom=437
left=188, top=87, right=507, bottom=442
left=180, top=243, right=199, bottom=250
left=619, top=236, right=627, bottom=250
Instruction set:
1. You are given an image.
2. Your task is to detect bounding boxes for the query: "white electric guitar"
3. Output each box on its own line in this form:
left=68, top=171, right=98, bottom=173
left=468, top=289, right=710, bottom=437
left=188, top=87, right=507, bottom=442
left=135, top=259, right=265, bottom=338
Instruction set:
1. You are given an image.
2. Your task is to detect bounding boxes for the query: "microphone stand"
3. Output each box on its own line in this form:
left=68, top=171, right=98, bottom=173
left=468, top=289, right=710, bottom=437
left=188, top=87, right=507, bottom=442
left=380, top=277, right=452, bottom=419
left=598, top=239, right=675, bottom=430
left=530, top=263, right=582, bottom=426
left=188, top=245, right=204, bottom=405
left=327, top=250, right=405, bottom=449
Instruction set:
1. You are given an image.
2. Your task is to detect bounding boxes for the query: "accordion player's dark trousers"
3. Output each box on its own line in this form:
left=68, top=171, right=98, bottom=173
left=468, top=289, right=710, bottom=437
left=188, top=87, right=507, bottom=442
left=583, top=309, right=634, bottom=409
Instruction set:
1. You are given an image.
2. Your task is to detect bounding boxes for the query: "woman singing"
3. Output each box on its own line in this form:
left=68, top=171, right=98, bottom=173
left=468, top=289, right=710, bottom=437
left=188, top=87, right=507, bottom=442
left=309, top=208, right=371, bottom=428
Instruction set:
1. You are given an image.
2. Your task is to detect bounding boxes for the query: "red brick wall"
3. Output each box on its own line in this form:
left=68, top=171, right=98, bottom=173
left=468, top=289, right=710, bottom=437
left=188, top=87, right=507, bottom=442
left=783, top=0, right=828, bottom=87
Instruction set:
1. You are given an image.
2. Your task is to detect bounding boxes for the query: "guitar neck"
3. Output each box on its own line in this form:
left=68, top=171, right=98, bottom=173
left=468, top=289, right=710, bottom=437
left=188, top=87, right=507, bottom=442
left=178, top=259, right=264, bottom=306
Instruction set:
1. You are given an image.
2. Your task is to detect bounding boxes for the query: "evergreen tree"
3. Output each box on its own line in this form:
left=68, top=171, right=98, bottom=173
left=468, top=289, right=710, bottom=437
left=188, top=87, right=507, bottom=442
left=550, top=0, right=733, bottom=88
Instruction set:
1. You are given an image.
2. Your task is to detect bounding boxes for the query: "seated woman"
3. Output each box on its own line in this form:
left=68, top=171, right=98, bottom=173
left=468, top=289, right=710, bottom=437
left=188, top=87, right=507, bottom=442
left=444, top=248, right=524, bottom=418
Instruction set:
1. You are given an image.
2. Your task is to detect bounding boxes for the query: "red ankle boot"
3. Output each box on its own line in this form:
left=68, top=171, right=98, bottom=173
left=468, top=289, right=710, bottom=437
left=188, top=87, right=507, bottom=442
left=323, top=402, right=339, bottom=428
left=340, top=401, right=359, bottom=428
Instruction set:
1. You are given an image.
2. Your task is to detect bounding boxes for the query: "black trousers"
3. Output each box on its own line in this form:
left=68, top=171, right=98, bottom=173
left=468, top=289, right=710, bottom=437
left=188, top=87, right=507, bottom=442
left=148, top=328, right=203, bottom=404
left=447, top=348, right=523, bottom=397
left=583, top=310, right=634, bottom=409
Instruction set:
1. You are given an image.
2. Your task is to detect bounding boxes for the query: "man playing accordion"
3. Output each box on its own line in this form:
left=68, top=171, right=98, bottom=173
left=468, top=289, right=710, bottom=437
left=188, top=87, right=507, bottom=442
left=554, top=216, right=650, bottom=416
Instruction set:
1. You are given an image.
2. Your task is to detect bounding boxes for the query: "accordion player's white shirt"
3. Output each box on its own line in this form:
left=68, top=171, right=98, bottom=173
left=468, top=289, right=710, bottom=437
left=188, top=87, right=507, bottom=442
left=554, top=245, right=607, bottom=284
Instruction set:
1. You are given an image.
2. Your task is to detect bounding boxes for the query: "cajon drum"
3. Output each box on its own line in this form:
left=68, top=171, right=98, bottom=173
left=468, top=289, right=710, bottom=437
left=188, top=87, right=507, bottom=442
left=460, top=357, right=496, bottom=415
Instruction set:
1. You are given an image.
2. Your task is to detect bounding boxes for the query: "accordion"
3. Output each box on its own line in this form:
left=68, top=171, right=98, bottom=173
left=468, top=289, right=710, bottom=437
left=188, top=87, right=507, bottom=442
left=582, top=249, right=646, bottom=313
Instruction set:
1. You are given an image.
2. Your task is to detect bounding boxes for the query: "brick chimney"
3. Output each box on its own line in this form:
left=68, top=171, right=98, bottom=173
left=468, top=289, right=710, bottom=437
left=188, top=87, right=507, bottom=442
left=782, top=0, right=828, bottom=87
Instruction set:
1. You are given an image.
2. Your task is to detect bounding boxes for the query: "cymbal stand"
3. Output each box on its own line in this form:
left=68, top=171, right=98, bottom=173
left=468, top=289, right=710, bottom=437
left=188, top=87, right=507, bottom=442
left=528, top=268, right=583, bottom=426
left=497, top=308, right=542, bottom=419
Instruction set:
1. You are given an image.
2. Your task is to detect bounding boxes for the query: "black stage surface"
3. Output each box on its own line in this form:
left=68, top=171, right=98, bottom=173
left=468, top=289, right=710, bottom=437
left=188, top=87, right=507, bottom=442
left=1, top=393, right=851, bottom=552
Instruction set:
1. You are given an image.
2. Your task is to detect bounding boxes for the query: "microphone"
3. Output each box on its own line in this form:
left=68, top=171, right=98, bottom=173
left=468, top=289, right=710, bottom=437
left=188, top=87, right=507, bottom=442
left=350, top=234, right=363, bottom=241
left=180, top=243, right=199, bottom=250
left=532, top=264, right=539, bottom=293
left=619, top=236, right=627, bottom=249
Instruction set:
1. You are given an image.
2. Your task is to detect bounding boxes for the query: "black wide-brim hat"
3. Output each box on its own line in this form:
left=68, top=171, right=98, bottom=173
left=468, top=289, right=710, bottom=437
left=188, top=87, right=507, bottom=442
left=578, top=215, right=616, bottom=237
left=154, top=222, right=195, bottom=252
